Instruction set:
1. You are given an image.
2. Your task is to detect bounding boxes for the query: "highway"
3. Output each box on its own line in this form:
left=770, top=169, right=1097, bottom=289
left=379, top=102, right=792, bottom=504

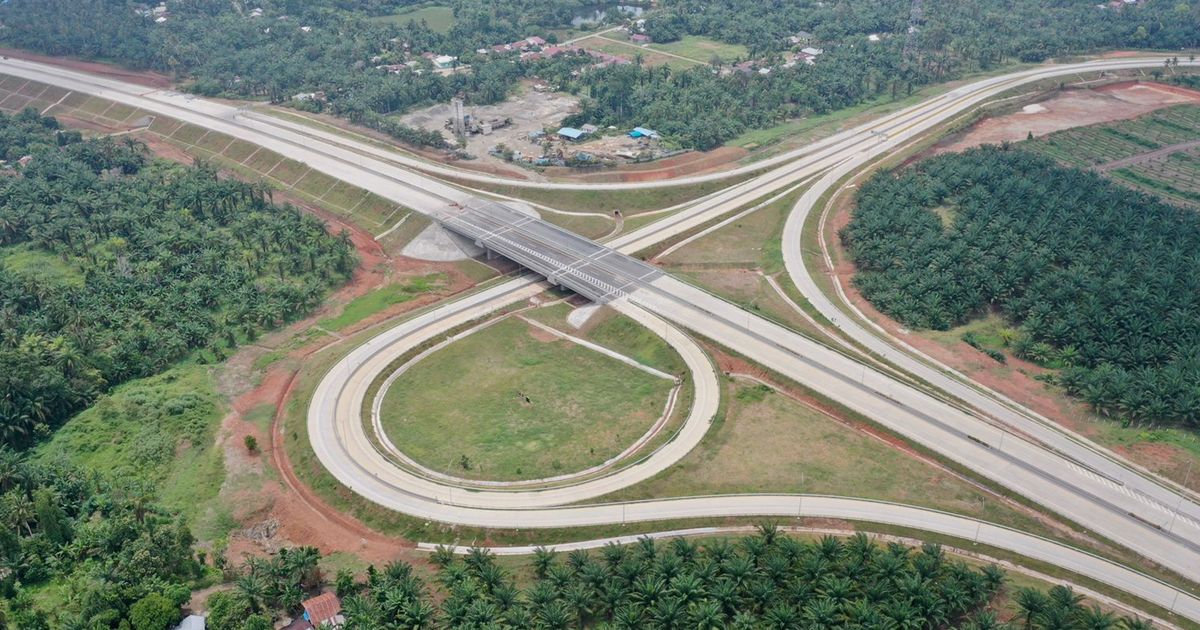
left=7, top=56, right=1200, bottom=619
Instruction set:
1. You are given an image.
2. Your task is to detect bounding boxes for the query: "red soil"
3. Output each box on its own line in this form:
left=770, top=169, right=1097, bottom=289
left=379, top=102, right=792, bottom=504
left=933, top=81, right=1200, bottom=155
left=0, top=47, right=172, bottom=89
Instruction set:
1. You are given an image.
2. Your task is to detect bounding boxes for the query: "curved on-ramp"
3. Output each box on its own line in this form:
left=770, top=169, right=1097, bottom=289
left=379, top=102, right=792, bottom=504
left=307, top=279, right=1200, bottom=622
left=5, top=53, right=1198, bottom=621
left=778, top=61, right=1200, bottom=554
left=308, top=277, right=721, bottom=510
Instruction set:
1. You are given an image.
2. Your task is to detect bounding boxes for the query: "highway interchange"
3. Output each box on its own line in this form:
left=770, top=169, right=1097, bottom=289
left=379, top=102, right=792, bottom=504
left=6, top=56, right=1200, bottom=621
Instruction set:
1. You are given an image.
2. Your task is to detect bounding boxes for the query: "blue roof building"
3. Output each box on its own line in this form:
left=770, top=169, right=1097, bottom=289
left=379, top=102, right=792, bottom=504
left=558, top=127, right=586, bottom=140
left=629, top=127, right=660, bottom=139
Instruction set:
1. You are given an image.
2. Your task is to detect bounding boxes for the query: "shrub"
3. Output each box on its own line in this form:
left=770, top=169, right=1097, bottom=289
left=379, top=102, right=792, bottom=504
left=128, top=594, right=178, bottom=630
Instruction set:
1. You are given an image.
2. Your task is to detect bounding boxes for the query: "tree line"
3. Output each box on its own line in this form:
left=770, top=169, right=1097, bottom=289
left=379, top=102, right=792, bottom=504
left=0, top=109, right=355, bottom=450
left=841, top=145, right=1200, bottom=428
left=2, top=1, right=1196, bottom=151
left=217, top=526, right=1154, bottom=629
left=2, top=483, right=1165, bottom=630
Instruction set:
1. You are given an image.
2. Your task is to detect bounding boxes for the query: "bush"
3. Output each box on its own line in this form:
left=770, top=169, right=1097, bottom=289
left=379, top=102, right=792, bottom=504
left=244, top=435, right=259, bottom=454
left=242, top=615, right=272, bottom=630
left=206, top=592, right=252, bottom=630
left=128, top=594, right=178, bottom=630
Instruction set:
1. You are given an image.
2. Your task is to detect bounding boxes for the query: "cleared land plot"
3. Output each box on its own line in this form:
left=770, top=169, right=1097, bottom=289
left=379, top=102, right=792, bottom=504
left=1026, top=104, right=1200, bottom=205
left=649, top=35, right=749, bottom=64
left=661, top=189, right=792, bottom=272
left=1, top=243, right=84, bottom=287
left=473, top=177, right=732, bottom=214
left=937, top=81, right=1200, bottom=154
left=581, top=36, right=686, bottom=68
left=377, top=315, right=676, bottom=481
left=539, top=211, right=614, bottom=240
left=368, top=4, right=456, bottom=33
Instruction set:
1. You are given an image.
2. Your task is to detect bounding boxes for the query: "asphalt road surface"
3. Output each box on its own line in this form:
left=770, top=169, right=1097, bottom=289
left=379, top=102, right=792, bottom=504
left=8, top=56, right=1200, bottom=619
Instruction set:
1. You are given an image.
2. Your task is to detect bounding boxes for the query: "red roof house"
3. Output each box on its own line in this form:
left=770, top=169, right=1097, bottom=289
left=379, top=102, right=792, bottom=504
left=301, top=592, right=344, bottom=628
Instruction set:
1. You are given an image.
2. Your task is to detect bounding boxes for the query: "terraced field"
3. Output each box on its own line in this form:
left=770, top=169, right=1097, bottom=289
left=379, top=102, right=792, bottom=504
left=1027, top=105, right=1200, bottom=205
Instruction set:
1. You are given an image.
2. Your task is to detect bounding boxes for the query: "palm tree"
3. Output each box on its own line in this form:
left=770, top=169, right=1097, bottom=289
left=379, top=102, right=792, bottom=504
left=532, top=546, right=557, bottom=579
left=2, top=491, right=35, bottom=536
left=429, top=544, right=456, bottom=568
left=338, top=594, right=380, bottom=629
left=538, top=600, right=577, bottom=630
left=1075, top=605, right=1119, bottom=630
left=963, top=609, right=1004, bottom=630
left=611, top=604, right=644, bottom=630
left=1119, top=617, right=1156, bottom=630
left=688, top=600, right=723, bottom=629
left=236, top=571, right=268, bottom=613
left=1015, top=587, right=1049, bottom=629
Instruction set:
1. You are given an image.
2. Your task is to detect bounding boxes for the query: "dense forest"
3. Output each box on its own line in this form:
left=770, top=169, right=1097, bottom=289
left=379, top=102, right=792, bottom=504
left=646, top=0, right=1200, bottom=58
left=0, top=0, right=1195, bottom=150
left=841, top=146, right=1200, bottom=428
left=0, top=451, right=203, bottom=628
left=0, top=110, right=355, bottom=450
left=205, top=527, right=1153, bottom=629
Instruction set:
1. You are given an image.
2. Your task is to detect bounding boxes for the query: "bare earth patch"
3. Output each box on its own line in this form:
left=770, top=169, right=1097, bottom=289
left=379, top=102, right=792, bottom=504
left=0, top=47, right=173, bottom=88
left=934, top=81, right=1200, bottom=154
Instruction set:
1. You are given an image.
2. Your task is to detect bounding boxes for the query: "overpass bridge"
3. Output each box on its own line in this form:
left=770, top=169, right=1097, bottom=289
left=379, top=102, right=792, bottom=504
left=430, top=197, right=663, bottom=303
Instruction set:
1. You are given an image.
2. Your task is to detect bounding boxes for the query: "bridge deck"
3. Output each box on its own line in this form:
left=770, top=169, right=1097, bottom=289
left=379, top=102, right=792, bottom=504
left=432, top=198, right=663, bottom=303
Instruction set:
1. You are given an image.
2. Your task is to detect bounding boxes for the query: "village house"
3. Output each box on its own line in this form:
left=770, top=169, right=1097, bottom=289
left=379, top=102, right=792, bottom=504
left=301, top=593, right=345, bottom=629
left=789, top=31, right=816, bottom=45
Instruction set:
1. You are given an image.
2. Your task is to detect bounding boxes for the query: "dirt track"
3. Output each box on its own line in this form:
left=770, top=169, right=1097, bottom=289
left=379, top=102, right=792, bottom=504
left=1095, top=139, right=1200, bottom=172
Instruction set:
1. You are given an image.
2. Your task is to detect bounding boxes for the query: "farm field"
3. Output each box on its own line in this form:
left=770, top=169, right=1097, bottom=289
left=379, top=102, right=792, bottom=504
left=367, top=4, right=456, bottom=33
left=649, top=35, right=750, bottom=64
left=1026, top=104, right=1200, bottom=206
left=575, top=34, right=687, bottom=68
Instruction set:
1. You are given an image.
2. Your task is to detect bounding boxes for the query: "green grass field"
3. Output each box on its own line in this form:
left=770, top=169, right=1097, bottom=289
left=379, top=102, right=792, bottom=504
left=649, top=35, right=749, bottom=64
left=377, top=316, right=675, bottom=481
left=34, top=365, right=230, bottom=539
left=318, top=275, right=447, bottom=332
left=1, top=243, right=85, bottom=286
left=604, top=379, right=1054, bottom=534
left=368, top=5, right=456, bottom=33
